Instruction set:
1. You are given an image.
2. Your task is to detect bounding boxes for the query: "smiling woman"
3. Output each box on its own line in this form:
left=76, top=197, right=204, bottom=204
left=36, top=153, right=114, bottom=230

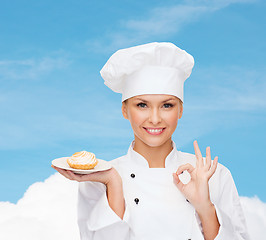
left=53, top=42, right=250, bottom=240
left=121, top=95, right=183, bottom=167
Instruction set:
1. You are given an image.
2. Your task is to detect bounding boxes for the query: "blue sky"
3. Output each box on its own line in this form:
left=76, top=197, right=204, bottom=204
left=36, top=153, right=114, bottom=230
left=0, top=0, right=265, bottom=203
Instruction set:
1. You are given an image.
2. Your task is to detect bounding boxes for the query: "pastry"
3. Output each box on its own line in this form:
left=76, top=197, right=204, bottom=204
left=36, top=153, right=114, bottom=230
left=67, top=151, right=98, bottom=170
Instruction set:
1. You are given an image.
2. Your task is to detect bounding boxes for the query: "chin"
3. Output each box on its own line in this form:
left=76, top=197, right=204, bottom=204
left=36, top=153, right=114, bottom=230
left=138, top=136, right=172, bottom=148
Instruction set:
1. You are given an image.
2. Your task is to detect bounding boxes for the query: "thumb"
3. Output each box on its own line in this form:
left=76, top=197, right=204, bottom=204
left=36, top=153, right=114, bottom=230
left=173, top=173, right=185, bottom=192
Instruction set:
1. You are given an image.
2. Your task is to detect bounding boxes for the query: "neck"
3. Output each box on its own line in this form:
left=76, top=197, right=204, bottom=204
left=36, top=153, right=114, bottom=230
left=133, top=138, right=173, bottom=168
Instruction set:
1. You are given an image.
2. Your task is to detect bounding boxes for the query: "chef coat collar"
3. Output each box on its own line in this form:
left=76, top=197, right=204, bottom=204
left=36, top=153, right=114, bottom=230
left=127, top=140, right=178, bottom=169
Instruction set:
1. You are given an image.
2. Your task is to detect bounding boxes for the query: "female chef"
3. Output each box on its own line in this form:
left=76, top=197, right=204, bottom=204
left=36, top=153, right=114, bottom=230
left=52, top=42, right=249, bottom=240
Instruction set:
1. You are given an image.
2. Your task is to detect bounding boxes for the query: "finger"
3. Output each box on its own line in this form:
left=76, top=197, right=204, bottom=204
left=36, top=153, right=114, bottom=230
left=194, top=140, right=203, bottom=167
left=205, top=146, right=211, bottom=170
left=176, top=163, right=195, bottom=175
left=54, top=167, right=74, bottom=180
left=51, top=165, right=61, bottom=171
left=68, top=170, right=104, bottom=182
left=67, top=170, right=88, bottom=182
left=51, top=165, right=62, bottom=171
left=207, top=156, right=218, bottom=178
left=173, top=173, right=185, bottom=192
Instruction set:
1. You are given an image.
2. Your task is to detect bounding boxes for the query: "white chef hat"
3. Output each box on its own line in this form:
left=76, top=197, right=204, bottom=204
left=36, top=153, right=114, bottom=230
left=100, top=42, right=194, bottom=102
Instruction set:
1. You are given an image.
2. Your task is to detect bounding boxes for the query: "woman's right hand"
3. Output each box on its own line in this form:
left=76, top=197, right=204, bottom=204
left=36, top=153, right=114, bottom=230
left=51, top=165, right=121, bottom=186
left=52, top=165, right=125, bottom=218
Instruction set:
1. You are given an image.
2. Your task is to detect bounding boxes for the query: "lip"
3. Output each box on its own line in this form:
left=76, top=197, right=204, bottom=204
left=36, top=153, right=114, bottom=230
left=143, top=127, right=165, bottom=135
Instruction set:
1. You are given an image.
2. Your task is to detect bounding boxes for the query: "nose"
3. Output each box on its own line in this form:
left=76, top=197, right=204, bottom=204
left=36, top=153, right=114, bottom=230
left=148, top=108, right=162, bottom=125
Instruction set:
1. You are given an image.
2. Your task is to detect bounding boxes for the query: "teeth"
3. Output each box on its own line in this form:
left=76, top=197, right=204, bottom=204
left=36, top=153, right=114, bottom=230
left=146, top=128, right=163, bottom=133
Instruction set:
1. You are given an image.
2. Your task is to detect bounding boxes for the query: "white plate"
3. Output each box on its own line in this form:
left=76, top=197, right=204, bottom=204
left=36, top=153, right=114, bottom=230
left=52, top=157, right=112, bottom=174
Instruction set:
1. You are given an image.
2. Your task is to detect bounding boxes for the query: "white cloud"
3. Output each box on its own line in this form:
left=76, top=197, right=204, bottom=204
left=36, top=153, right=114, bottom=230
left=172, top=65, right=266, bottom=147
left=0, top=56, right=70, bottom=80
left=0, top=174, right=79, bottom=240
left=0, top=88, right=129, bottom=150
left=240, top=196, right=266, bottom=239
left=186, top=66, right=266, bottom=111
left=87, top=0, right=257, bottom=53
left=124, top=5, right=208, bottom=37
left=0, top=173, right=265, bottom=239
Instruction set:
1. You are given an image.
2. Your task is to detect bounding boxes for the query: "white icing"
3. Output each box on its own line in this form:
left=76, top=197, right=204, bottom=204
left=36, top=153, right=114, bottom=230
left=67, top=151, right=97, bottom=165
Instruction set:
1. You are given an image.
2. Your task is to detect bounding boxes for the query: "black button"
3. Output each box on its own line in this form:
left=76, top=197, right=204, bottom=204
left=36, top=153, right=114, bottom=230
left=130, top=173, right=135, bottom=178
left=134, top=198, right=139, bottom=204
left=186, top=199, right=190, bottom=203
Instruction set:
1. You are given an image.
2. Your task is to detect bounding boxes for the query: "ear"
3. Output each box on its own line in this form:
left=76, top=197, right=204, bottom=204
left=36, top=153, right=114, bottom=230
left=121, top=101, right=129, bottom=120
left=178, top=103, right=183, bottom=119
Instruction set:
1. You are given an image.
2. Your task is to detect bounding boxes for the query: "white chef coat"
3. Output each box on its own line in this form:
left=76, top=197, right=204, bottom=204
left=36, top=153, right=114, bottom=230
left=77, top=141, right=250, bottom=240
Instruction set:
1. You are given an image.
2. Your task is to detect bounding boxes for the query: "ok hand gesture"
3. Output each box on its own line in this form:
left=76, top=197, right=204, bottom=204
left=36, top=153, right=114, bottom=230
left=173, top=140, right=218, bottom=214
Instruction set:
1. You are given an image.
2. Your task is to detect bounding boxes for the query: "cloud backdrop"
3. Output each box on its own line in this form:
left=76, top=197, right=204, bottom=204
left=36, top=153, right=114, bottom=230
left=0, top=0, right=265, bottom=237
left=1, top=174, right=266, bottom=239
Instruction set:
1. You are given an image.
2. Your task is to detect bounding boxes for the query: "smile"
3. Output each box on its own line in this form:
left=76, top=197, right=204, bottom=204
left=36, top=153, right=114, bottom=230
left=144, top=127, right=165, bottom=135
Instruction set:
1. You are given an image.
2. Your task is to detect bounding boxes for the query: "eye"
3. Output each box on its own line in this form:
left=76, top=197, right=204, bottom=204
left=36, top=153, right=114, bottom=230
left=137, top=102, right=147, bottom=108
left=163, top=103, right=174, bottom=108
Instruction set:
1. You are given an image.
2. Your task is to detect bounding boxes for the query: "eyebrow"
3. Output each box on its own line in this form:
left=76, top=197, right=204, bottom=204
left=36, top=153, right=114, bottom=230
left=162, top=98, right=176, bottom=103
left=134, top=97, right=176, bottom=103
left=134, top=98, right=148, bottom=102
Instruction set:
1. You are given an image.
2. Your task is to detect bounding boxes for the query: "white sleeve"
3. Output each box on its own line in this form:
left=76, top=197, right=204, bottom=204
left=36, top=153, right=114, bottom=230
left=77, top=181, right=130, bottom=240
left=214, top=171, right=250, bottom=240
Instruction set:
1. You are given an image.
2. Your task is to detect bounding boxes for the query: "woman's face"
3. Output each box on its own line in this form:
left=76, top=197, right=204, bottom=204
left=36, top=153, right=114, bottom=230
left=122, top=94, right=183, bottom=148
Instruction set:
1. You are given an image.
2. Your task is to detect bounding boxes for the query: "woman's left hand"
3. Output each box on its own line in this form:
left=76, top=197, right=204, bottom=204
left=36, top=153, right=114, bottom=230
left=173, top=140, right=218, bottom=215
